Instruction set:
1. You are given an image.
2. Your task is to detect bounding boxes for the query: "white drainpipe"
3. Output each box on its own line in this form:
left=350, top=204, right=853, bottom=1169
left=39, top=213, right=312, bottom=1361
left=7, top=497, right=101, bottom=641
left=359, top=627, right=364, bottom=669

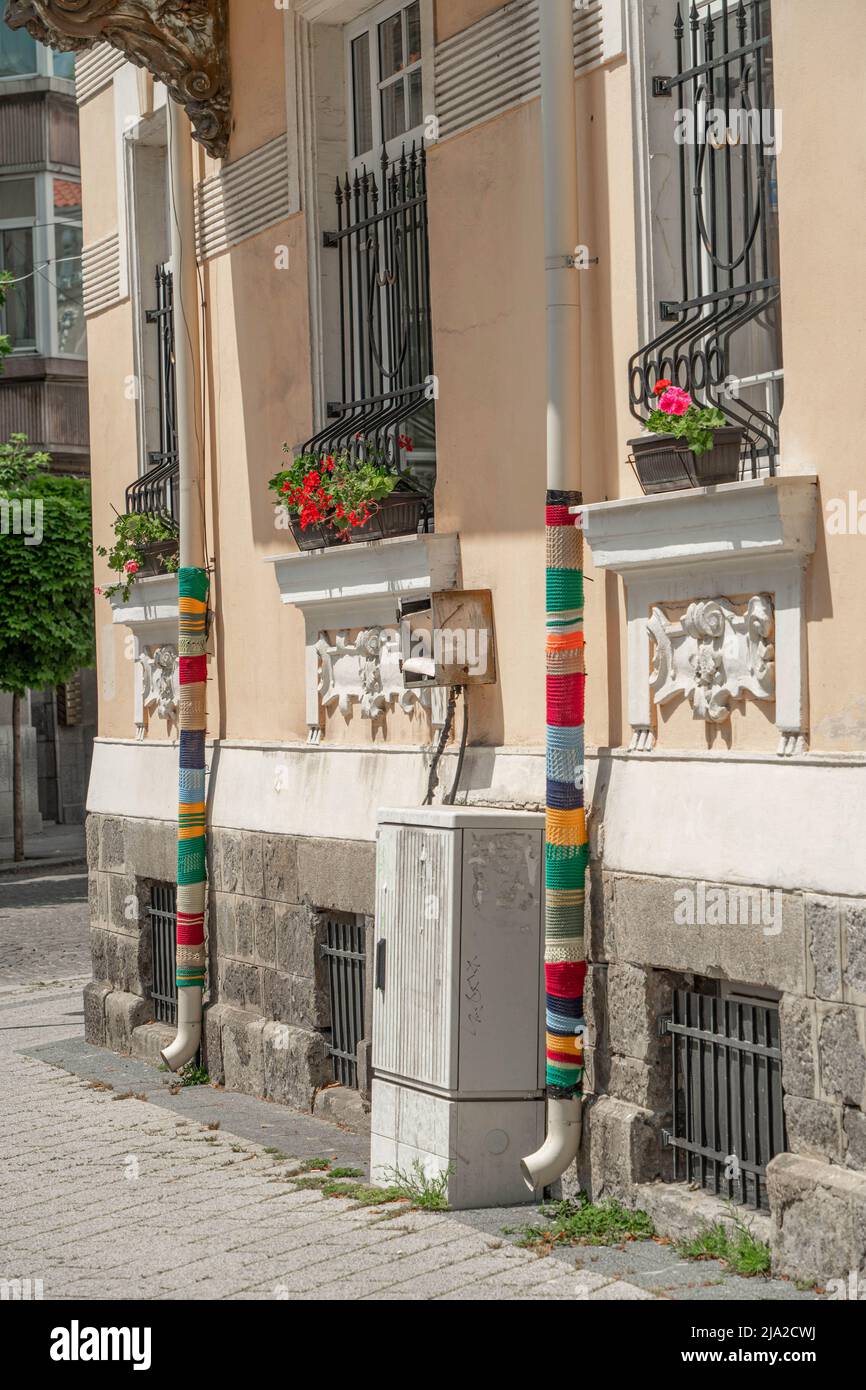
left=521, top=0, right=584, bottom=1191
left=161, top=100, right=207, bottom=1072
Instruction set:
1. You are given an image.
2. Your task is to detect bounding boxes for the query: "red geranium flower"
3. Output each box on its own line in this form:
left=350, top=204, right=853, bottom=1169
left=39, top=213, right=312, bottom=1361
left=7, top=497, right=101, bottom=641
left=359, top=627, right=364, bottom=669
left=653, top=379, right=672, bottom=397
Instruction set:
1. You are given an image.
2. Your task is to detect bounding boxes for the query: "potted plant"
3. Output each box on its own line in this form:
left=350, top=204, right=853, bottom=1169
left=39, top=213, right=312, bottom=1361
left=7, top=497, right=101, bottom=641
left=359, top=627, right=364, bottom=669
left=95, top=511, right=179, bottom=602
left=628, top=382, right=743, bottom=494
left=269, top=436, right=431, bottom=551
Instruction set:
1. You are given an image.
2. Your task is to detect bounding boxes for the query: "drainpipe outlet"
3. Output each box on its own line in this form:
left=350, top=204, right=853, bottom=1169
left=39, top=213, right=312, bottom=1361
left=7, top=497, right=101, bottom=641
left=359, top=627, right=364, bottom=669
left=160, top=986, right=203, bottom=1072
left=521, top=1095, right=582, bottom=1192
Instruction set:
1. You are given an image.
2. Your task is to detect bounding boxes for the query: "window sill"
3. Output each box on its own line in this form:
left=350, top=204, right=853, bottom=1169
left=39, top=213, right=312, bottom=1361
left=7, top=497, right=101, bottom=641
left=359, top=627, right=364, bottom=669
left=581, top=476, right=819, bottom=757
left=268, top=531, right=460, bottom=738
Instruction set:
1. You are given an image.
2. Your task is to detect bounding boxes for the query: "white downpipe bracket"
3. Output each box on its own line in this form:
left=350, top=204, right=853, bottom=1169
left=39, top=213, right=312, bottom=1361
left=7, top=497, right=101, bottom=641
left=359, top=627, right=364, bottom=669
left=521, top=0, right=584, bottom=1191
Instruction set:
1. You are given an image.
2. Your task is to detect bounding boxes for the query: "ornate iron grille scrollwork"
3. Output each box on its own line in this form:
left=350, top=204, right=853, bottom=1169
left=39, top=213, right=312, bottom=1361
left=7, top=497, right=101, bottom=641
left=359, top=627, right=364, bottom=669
left=305, top=144, right=435, bottom=505
left=630, top=1, right=782, bottom=476
left=125, top=265, right=179, bottom=525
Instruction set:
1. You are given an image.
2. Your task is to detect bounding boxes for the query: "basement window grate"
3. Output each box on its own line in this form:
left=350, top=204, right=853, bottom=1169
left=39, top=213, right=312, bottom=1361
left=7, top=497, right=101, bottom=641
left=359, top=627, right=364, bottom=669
left=662, top=988, right=785, bottom=1211
left=148, top=883, right=178, bottom=1026
left=321, top=914, right=366, bottom=1089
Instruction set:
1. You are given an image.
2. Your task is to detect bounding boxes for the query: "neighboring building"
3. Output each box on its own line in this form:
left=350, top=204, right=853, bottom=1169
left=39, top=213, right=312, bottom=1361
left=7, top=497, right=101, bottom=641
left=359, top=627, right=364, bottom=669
left=16, top=0, right=865, bottom=1280
left=0, top=25, right=95, bottom=834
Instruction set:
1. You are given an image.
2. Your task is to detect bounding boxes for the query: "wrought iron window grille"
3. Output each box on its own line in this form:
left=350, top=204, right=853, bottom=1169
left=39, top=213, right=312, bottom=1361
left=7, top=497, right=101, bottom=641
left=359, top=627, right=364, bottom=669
left=321, top=913, right=367, bottom=1090
left=126, top=265, right=179, bottom=525
left=662, top=986, right=785, bottom=1210
left=629, top=1, right=782, bottom=476
left=306, top=144, right=435, bottom=514
left=148, top=882, right=178, bottom=1026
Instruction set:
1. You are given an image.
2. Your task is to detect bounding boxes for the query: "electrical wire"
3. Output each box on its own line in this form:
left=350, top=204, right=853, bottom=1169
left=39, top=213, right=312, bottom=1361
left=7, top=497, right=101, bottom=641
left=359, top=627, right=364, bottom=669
left=423, top=685, right=457, bottom=805
left=444, top=687, right=469, bottom=805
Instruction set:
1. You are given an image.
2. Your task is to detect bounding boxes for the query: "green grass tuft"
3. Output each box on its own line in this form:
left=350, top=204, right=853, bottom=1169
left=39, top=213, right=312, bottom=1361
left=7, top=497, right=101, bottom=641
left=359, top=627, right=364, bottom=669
left=508, top=1194, right=656, bottom=1250
left=378, top=1159, right=453, bottom=1211
left=179, top=1063, right=210, bottom=1088
left=678, top=1209, right=771, bottom=1278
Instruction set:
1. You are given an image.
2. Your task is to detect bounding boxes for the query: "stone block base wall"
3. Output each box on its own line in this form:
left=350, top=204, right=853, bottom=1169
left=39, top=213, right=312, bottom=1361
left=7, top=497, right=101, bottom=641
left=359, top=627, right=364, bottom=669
left=85, top=813, right=375, bottom=1112
left=570, top=863, right=866, bottom=1282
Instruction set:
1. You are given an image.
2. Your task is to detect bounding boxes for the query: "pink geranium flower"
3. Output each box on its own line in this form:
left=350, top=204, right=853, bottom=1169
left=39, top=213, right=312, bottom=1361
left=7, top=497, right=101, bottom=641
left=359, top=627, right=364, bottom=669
left=125, top=561, right=140, bottom=575
left=658, top=386, right=693, bottom=416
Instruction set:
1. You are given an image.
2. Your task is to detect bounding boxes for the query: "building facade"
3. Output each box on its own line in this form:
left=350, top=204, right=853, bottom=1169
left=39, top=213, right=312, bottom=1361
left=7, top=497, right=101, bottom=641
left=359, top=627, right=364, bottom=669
left=18, top=0, right=864, bottom=1279
left=0, top=24, right=94, bottom=834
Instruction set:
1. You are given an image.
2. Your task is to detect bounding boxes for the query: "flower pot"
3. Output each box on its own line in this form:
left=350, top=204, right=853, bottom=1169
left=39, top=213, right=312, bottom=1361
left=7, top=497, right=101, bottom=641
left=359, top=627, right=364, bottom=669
left=288, top=490, right=432, bottom=551
left=141, top=539, right=179, bottom=576
left=628, top=426, right=743, bottom=495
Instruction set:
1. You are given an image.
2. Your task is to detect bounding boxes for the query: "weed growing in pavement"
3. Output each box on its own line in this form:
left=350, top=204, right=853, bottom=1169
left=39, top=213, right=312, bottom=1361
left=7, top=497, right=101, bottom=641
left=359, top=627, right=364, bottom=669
left=506, top=1193, right=656, bottom=1251
left=677, top=1208, right=771, bottom=1277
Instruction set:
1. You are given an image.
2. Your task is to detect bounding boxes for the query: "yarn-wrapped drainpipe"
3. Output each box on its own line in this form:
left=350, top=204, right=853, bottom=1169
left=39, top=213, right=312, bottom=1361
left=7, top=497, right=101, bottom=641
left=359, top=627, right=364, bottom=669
left=176, top=567, right=209, bottom=992
left=545, top=491, right=587, bottom=1095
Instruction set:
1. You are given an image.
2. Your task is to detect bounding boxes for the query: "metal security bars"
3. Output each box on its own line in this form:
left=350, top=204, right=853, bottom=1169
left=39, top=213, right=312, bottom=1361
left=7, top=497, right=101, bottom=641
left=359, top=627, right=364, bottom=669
left=630, top=1, right=782, bottom=474
left=662, top=988, right=785, bottom=1210
left=125, top=265, right=179, bottom=523
left=321, top=915, right=367, bottom=1089
left=148, top=883, right=178, bottom=1026
left=307, top=146, right=435, bottom=505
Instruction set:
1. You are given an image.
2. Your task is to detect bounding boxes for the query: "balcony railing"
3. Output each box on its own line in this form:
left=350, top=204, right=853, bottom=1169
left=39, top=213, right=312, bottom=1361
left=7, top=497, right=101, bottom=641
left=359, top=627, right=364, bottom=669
left=304, top=145, right=435, bottom=514
left=125, top=264, right=179, bottom=524
left=629, top=0, right=782, bottom=476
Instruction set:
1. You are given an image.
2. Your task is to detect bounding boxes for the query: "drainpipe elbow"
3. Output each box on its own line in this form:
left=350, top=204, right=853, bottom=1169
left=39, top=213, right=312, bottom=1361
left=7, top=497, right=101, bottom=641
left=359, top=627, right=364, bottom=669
left=521, top=1095, right=582, bottom=1192
left=160, top=986, right=202, bottom=1072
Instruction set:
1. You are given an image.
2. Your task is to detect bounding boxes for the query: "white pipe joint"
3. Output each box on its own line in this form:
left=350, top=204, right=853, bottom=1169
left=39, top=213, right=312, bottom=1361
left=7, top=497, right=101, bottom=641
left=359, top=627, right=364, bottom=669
left=160, top=986, right=202, bottom=1072
left=521, top=1095, right=583, bottom=1192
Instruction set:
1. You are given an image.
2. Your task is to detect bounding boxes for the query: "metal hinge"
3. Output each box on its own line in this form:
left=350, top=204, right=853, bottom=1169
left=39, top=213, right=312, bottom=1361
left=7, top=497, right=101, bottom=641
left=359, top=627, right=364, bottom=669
left=653, top=76, right=672, bottom=97
left=375, top=938, right=387, bottom=991
left=659, top=300, right=681, bottom=321
left=661, top=1128, right=673, bottom=1149
left=659, top=1014, right=673, bottom=1038
left=326, top=401, right=342, bottom=419
left=322, top=230, right=339, bottom=249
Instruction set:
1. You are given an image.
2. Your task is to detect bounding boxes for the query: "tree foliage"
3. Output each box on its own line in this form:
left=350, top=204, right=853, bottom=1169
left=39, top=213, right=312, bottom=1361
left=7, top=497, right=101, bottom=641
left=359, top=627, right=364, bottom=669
left=0, top=435, right=95, bottom=698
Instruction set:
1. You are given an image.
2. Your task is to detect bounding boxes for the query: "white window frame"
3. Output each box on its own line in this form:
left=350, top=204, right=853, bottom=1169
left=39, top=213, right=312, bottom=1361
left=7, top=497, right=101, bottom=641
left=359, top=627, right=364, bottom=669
left=0, top=33, right=76, bottom=82
left=0, top=171, right=84, bottom=358
left=344, top=0, right=434, bottom=171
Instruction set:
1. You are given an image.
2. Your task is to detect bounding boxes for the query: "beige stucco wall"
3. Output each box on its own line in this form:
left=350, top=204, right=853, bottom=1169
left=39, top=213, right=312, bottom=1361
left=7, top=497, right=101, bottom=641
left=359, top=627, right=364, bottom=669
left=773, top=0, right=866, bottom=752
left=80, top=0, right=865, bottom=765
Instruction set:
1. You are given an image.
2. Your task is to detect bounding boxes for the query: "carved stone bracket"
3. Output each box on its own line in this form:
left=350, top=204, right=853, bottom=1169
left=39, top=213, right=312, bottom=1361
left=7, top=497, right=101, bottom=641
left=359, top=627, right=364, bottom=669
left=4, top=0, right=230, bottom=158
left=317, top=626, right=432, bottom=723
left=648, top=595, right=775, bottom=725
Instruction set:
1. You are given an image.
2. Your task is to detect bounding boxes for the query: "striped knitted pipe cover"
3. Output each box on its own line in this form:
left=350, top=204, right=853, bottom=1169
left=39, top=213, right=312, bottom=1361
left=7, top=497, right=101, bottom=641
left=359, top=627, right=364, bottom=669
left=545, top=491, right=586, bottom=1096
left=176, top=567, right=209, bottom=990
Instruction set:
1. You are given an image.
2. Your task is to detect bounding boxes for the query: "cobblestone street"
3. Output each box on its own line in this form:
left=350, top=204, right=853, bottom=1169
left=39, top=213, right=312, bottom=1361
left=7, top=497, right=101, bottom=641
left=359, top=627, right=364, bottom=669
left=0, top=871, right=822, bottom=1302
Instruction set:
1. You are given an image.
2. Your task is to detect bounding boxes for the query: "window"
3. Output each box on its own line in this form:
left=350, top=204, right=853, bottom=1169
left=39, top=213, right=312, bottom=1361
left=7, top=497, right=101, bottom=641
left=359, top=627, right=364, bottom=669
left=0, top=32, right=74, bottom=80
left=0, top=178, right=37, bottom=349
left=52, top=179, right=84, bottom=356
left=630, top=0, right=782, bottom=474
left=0, top=174, right=85, bottom=357
left=346, top=0, right=431, bottom=165
left=663, top=982, right=785, bottom=1211
left=148, top=883, right=178, bottom=1025
left=0, top=25, right=37, bottom=79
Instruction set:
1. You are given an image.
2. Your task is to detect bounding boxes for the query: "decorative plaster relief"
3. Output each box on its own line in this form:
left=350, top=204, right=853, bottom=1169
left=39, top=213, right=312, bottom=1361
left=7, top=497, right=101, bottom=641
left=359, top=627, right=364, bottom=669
left=268, top=533, right=460, bottom=741
left=648, top=596, right=775, bottom=725
left=136, top=644, right=179, bottom=739
left=317, top=626, right=431, bottom=723
left=5, top=0, right=230, bottom=157
left=581, top=477, right=818, bottom=757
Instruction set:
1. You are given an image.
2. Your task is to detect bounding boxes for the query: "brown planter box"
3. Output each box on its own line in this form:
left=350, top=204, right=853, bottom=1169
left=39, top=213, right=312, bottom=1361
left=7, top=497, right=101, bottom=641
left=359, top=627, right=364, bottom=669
left=288, top=490, right=432, bottom=552
left=628, top=426, right=744, bottom=494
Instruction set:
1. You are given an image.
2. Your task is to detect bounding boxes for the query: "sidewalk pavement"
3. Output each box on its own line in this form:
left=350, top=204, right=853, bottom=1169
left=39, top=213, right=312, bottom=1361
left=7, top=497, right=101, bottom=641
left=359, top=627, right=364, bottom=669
left=0, top=822, right=86, bottom=876
left=0, top=979, right=825, bottom=1302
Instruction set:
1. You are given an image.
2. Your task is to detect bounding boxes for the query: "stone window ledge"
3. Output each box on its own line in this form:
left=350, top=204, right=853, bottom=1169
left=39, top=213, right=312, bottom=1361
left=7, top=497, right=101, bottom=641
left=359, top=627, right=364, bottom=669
left=580, top=477, right=819, bottom=757
left=268, top=533, right=460, bottom=739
